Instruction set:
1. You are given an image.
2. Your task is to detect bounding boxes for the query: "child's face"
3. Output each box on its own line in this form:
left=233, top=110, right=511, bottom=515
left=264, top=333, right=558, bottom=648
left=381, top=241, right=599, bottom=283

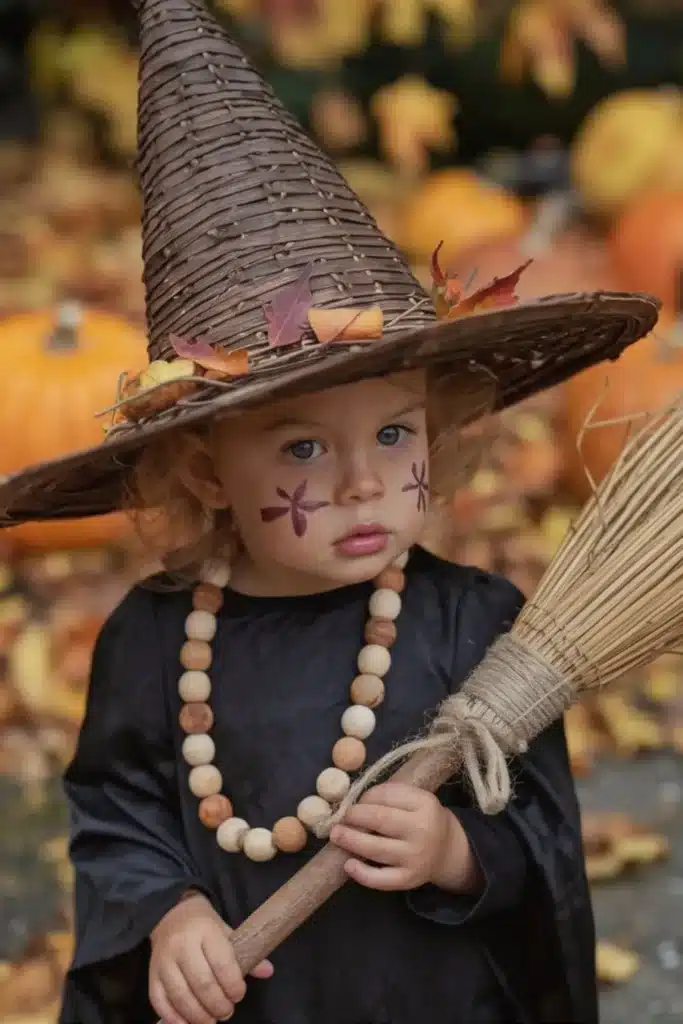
left=210, top=371, right=430, bottom=592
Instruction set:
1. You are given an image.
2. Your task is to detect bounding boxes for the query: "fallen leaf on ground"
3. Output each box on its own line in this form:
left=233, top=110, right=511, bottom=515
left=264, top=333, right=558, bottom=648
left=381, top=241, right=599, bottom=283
left=592, top=692, right=664, bottom=755
left=582, top=810, right=670, bottom=882
left=0, top=957, right=58, bottom=1016
left=565, top=702, right=605, bottom=777
left=596, top=940, right=640, bottom=984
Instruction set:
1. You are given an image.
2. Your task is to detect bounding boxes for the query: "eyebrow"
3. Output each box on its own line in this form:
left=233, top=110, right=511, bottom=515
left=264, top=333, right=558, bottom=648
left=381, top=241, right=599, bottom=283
left=262, top=401, right=426, bottom=433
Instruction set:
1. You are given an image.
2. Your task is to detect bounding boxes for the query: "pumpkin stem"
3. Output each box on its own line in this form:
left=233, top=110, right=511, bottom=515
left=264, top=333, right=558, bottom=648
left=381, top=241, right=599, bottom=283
left=47, top=301, right=83, bottom=352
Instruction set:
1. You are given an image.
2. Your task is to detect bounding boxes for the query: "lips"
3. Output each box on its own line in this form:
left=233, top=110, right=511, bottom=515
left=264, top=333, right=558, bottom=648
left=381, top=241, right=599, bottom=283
left=336, top=523, right=387, bottom=543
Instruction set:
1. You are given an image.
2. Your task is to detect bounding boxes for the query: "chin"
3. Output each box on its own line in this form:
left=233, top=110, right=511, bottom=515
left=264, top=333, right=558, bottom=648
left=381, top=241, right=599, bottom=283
left=328, top=545, right=408, bottom=583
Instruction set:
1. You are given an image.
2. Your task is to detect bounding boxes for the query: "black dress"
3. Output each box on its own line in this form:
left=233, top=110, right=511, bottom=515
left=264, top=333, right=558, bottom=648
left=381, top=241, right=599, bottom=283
left=59, top=546, right=598, bottom=1024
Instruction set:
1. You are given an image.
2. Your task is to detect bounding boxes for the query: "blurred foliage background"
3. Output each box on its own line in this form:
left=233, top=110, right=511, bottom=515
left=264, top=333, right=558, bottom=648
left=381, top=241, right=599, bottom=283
left=1, top=1, right=683, bottom=1020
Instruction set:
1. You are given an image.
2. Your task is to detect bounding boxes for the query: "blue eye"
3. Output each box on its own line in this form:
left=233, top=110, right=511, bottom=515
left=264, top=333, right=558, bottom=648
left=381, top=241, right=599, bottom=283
left=285, top=439, right=323, bottom=461
left=377, top=424, right=412, bottom=447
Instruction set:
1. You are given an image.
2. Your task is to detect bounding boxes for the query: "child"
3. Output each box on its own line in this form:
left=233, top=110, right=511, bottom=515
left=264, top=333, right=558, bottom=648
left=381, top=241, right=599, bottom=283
left=0, top=2, right=657, bottom=1022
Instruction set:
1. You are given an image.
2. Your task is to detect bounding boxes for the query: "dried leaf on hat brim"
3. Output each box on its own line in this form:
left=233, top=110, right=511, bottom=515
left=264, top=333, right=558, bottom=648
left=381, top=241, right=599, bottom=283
left=308, top=306, right=383, bottom=343
left=170, top=334, right=249, bottom=378
left=265, top=262, right=315, bottom=348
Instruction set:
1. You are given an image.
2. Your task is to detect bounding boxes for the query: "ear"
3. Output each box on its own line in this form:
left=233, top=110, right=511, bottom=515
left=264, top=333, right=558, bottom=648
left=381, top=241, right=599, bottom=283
left=177, top=433, right=229, bottom=510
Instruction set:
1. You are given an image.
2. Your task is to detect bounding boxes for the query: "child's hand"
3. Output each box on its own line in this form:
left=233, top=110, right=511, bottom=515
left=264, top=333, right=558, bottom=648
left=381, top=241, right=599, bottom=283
left=330, top=782, right=479, bottom=893
left=149, top=891, right=273, bottom=1024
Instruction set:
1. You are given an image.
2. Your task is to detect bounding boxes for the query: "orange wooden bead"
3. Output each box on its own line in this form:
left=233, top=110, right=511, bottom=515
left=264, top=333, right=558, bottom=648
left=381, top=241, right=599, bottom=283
left=273, top=816, right=308, bottom=853
left=180, top=639, right=212, bottom=671
left=332, top=736, right=366, bottom=772
left=350, top=673, right=385, bottom=708
left=364, top=617, right=397, bottom=648
left=193, top=583, right=224, bottom=614
left=198, top=794, right=233, bottom=829
left=179, top=702, right=214, bottom=734
left=375, top=567, right=405, bottom=593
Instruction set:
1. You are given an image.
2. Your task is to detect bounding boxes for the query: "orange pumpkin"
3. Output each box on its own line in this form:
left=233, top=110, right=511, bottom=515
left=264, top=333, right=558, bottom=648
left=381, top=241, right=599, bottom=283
left=559, top=313, right=679, bottom=500
left=0, top=302, right=147, bottom=552
left=397, top=168, right=527, bottom=263
left=609, top=190, right=683, bottom=310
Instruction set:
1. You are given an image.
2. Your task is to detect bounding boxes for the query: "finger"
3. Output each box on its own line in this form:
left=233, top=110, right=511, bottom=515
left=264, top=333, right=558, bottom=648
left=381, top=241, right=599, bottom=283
left=149, top=976, right=188, bottom=1024
left=330, top=823, right=405, bottom=865
left=339, top=802, right=412, bottom=839
left=344, top=857, right=410, bottom=891
left=360, top=782, right=428, bottom=811
left=160, top=961, right=221, bottom=1024
left=202, top=938, right=247, bottom=1006
left=248, top=958, right=274, bottom=980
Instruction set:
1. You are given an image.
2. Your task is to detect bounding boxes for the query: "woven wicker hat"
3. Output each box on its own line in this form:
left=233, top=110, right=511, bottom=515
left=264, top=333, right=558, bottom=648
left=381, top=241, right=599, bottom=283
left=0, top=0, right=659, bottom=526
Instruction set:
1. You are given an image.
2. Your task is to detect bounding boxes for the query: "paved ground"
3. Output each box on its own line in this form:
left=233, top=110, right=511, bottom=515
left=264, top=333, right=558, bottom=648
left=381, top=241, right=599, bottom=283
left=577, top=753, right=683, bottom=1023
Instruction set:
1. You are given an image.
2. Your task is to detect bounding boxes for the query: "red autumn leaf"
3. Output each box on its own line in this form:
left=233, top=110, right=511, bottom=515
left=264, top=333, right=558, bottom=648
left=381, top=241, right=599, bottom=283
left=265, top=263, right=316, bottom=348
left=169, top=334, right=249, bottom=377
left=430, top=241, right=463, bottom=314
left=446, top=260, right=533, bottom=320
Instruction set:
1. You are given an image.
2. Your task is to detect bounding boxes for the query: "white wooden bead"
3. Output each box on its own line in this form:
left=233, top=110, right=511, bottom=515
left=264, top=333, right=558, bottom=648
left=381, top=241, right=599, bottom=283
left=182, top=733, right=216, bottom=767
left=357, top=643, right=391, bottom=677
left=316, top=767, right=351, bottom=803
left=393, top=551, right=409, bottom=569
left=368, top=588, right=402, bottom=621
left=188, top=763, right=223, bottom=798
left=185, top=609, right=217, bottom=642
left=217, top=817, right=249, bottom=852
left=178, top=670, right=211, bottom=702
left=200, top=560, right=231, bottom=587
left=297, top=794, right=332, bottom=829
left=243, top=827, right=276, bottom=862
left=341, top=704, right=376, bottom=740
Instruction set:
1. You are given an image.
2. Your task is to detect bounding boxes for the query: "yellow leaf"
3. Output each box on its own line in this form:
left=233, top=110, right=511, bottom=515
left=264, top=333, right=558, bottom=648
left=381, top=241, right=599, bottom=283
left=596, top=941, right=640, bottom=984
left=430, top=0, right=477, bottom=46
left=9, top=625, right=51, bottom=715
left=593, top=693, right=664, bottom=755
left=371, top=75, right=457, bottom=176
left=381, top=0, right=425, bottom=45
left=308, top=306, right=383, bottom=343
left=645, top=665, right=680, bottom=703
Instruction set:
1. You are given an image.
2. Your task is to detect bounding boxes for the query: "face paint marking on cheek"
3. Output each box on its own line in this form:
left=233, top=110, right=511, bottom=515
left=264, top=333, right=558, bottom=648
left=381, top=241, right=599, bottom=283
left=401, top=460, right=429, bottom=513
left=259, top=480, right=330, bottom=538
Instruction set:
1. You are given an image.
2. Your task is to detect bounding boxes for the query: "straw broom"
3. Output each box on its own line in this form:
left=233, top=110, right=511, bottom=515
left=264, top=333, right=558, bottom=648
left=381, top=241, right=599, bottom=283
left=172, top=397, right=683, bottom=988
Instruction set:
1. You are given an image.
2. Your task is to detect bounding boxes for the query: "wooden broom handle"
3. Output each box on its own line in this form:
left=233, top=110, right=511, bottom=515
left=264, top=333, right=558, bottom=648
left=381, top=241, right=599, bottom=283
left=229, top=746, right=460, bottom=973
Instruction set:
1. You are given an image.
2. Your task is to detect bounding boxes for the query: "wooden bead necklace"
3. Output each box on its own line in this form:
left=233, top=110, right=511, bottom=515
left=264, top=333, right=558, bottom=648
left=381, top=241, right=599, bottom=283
left=178, top=551, right=410, bottom=862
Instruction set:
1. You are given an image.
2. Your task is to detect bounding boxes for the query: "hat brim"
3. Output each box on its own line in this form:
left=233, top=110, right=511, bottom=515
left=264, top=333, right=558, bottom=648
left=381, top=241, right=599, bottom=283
left=0, top=290, right=660, bottom=526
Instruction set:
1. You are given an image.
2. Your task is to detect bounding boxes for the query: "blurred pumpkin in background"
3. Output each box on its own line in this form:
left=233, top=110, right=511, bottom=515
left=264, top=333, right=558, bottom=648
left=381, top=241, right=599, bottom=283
left=571, top=89, right=683, bottom=219
left=609, top=190, right=683, bottom=312
left=0, top=301, right=147, bottom=553
left=396, top=168, right=527, bottom=263
left=559, top=312, right=679, bottom=500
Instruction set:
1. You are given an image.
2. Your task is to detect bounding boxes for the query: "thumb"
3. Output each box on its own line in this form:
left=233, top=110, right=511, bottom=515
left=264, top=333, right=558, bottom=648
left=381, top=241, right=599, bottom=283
left=223, top=925, right=274, bottom=980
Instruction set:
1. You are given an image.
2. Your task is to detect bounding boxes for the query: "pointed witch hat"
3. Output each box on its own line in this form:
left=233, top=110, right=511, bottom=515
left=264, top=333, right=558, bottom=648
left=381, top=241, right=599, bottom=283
left=0, top=0, right=659, bottom=526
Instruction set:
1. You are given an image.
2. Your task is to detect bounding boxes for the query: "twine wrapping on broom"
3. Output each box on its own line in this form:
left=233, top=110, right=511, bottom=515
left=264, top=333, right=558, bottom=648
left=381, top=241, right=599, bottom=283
left=317, top=634, right=574, bottom=825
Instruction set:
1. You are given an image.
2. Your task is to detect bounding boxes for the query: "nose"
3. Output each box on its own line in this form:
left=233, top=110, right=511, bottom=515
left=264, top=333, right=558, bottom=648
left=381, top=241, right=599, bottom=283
left=335, top=456, right=384, bottom=505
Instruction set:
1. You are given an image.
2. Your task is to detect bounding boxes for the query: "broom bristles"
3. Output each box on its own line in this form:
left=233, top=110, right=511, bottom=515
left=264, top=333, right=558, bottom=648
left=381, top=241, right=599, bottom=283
left=515, top=396, right=683, bottom=693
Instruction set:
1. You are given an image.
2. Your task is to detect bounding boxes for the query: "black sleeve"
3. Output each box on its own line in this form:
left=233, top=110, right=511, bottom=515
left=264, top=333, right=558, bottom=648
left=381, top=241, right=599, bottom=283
left=59, top=588, right=214, bottom=1024
left=407, top=568, right=528, bottom=926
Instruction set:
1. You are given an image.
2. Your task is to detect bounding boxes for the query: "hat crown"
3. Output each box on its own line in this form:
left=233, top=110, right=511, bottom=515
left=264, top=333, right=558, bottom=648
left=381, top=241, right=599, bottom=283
left=134, top=0, right=435, bottom=365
